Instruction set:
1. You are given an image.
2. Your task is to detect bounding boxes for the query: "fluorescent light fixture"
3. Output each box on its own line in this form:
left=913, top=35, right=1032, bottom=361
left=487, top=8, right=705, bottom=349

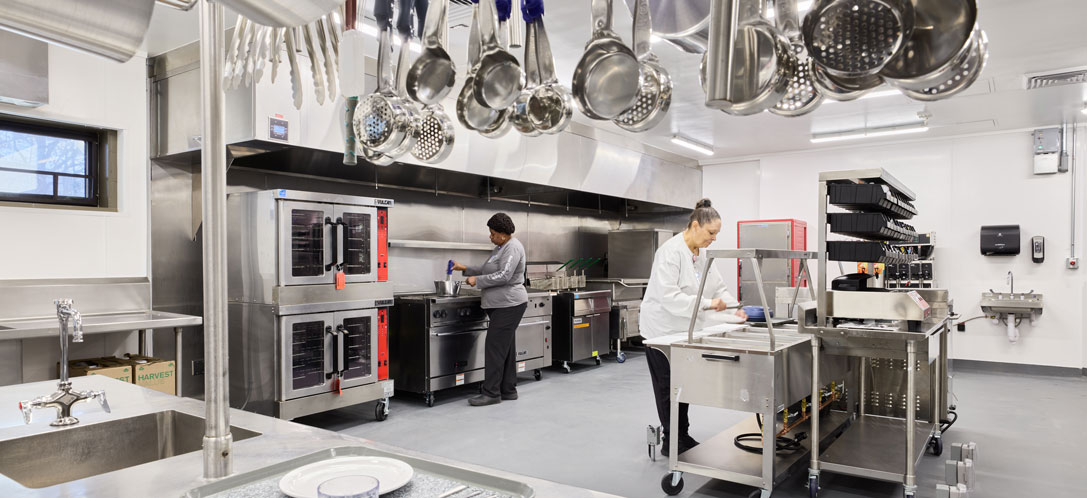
left=671, top=135, right=715, bottom=156
left=811, top=122, right=929, bottom=143
left=821, top=88, right=901, bottom=105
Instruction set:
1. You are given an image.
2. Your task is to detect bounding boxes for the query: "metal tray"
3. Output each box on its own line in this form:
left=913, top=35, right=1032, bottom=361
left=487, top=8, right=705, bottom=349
left=183, top=446, right=534, bottom=498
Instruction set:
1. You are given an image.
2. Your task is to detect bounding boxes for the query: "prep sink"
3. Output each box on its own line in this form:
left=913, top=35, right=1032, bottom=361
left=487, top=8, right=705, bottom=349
left=0, top=410, right=260, bottom=489
left=979, top=292, right=1044, bottom=316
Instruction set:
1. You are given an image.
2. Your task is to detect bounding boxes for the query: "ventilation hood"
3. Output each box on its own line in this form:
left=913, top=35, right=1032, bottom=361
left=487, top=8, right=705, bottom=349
left=0, top=31, right=48, bottom=107
left=149, top=37, right=700, bottom=211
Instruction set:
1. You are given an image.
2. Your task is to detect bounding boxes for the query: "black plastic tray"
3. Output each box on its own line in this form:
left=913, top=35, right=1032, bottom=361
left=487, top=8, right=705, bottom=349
left=828, top=183, right=917, bottom=219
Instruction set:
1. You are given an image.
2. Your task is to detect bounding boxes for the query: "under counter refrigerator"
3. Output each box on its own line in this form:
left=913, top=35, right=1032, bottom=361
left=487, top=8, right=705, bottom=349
left=226, top=189, right=395, bottom=420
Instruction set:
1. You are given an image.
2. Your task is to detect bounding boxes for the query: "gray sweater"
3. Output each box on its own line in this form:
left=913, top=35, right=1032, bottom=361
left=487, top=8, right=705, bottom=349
left=463, top=238, right=528, bottom=309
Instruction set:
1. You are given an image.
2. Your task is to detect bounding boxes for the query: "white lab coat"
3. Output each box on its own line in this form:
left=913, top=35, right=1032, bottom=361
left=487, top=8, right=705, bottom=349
left=640, top=233, right=742, bottom=340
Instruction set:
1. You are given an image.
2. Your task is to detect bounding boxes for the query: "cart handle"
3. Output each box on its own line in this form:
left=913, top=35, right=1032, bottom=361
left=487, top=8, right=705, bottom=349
left=701, top=353, right=740, bottom=362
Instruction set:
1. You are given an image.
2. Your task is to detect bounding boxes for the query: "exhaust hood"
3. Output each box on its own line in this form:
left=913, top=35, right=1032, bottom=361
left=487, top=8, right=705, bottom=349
left=149, top=37, right=700, bottom=211
left=0, top=31, right=48, bottom=107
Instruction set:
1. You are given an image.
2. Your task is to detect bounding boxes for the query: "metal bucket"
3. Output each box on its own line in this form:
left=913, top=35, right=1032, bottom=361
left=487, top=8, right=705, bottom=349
left=434, top=280, right=462, bottom=297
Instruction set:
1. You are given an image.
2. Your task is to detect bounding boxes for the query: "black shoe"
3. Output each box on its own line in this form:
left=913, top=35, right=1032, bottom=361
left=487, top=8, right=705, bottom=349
left=468, top=395, right=500, bottom=406
left=679, top=434, right=700, bottom=450
left=501, top=392, right=518, bottom=400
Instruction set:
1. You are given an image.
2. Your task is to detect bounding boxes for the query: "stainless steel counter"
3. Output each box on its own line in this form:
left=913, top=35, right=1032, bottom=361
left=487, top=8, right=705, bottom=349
left=0, top=377, right=617, bottom=498
left=0, top=311, right=202, bottom=341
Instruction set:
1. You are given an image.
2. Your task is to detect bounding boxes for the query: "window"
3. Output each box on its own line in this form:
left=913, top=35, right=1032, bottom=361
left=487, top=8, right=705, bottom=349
left=0, top=119, right=101, bottom=207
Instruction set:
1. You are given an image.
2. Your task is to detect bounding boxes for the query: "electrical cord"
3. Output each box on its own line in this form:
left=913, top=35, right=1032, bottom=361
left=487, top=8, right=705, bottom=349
left=940, top=410, right=958, bottom=433
left=734, top=414, right=808, bottom=455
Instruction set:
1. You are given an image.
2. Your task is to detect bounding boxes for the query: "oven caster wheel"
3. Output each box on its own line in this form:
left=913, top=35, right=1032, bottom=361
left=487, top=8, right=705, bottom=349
left=594, top=357, right=601, bottom=366
left=661, top=472, right=684, bottom=495
left=533, top=369, right=542, bottom=381
left=928, top=435, right=943, bottom=456
left=375, top=400, right=388, bottom=421
left=617, top=352, right=626, bottom=363
left=562, top=362, right=571, bottom=374
left=808, top=475, right=819, bottom=498
left=424, top=392, right=435, bottom=407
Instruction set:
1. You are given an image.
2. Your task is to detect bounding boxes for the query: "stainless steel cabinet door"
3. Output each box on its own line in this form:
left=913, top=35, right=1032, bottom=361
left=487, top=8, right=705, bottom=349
left=335, top=205, right=379, bottom=283
left=277, top=201, right=335, bottom=286
left=336, top=308, right=379, bottom=389
left=589, top=313, right=610, bottom=357
left=428, top=326, right=487, bottom=378
left=279, top=313, right=335, bottom=400
left=514, top=318, right=550, bottom=362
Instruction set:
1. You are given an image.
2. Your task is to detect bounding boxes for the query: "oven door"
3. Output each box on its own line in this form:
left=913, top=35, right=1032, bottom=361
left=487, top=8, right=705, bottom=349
left=335, top=205, right=379, bottom=284
left=278, top=201, right=335, bottom=286
left=336, top=308, right=379, bottom=389
left=279, top=313, right=335, bottom=400
left=428, top=324, right=488, bottom=378
left=515, top=318, right=550, bottom=362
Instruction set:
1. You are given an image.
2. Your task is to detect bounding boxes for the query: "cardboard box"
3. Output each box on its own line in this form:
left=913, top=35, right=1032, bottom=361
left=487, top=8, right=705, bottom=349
left=124, top=354, right=176, bottom=395
left=63, top=357, right=133, bottom=383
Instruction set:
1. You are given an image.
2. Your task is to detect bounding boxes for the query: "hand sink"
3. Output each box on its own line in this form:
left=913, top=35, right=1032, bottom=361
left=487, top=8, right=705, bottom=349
left=980, top=292, right=1044, bottom=316
left=0, top=410, right=260, bottom=489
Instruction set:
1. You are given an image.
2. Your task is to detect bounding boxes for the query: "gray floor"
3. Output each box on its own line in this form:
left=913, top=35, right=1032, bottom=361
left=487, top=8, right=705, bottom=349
left=296, top=351, right=1087, bottom=498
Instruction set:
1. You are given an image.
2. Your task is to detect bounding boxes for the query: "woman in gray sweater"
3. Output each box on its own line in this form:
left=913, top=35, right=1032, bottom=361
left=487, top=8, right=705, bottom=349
left=452, top=213, right=528, bottom=406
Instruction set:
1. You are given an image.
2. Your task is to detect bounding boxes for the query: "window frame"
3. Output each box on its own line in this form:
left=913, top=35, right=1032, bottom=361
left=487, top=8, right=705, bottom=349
left=0, top=119, right=101, bottom=207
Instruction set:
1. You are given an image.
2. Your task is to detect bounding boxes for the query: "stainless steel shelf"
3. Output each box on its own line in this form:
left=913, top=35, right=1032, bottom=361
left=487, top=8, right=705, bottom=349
left=676, top=411, right=852, bottom=489
left=0, top=311, right=202, bottom=341
left=706, top=249, right=819, bottom=260
left=388, top=239, right=495, bottom=251
left=819, top=415, right=937, bottom=483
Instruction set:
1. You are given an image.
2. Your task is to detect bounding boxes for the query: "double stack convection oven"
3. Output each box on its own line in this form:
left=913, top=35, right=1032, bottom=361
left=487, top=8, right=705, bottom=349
left=227, top=190, right=394, bottom=420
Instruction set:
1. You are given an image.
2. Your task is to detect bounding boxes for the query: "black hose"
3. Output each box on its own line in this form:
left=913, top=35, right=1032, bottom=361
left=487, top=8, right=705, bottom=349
left=733, top=414, right=808, bottom=455
left=940, top=410, right=958, bottom=433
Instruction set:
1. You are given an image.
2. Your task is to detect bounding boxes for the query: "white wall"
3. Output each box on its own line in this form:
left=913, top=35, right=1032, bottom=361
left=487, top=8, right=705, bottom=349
left=0, top=46, right=148, bottom=280
left=703, top=160, right=761, bottom=290
left=703, top=128, right=1087, bottom=369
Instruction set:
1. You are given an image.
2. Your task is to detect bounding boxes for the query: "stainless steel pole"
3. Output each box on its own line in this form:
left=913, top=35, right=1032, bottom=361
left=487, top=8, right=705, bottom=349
left=904, top=340, right=917, bottom=496
left=199, top=0, right=232, bottom=479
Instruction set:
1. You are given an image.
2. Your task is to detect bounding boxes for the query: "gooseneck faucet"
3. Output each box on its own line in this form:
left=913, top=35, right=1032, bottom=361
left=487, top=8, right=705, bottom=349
left=18, top=299, right=110, bottom=426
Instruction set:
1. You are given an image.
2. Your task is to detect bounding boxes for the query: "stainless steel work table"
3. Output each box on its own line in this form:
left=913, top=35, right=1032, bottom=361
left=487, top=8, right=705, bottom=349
left=0, top=376, right=619, bottom=498
left=0, top=311, right=202, bottom=395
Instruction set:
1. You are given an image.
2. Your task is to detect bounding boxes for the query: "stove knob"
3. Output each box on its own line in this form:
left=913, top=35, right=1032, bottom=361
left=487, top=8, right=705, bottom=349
left=440, top=310, right=448, bottom=318
left=432, top=311, right=441, bottom=318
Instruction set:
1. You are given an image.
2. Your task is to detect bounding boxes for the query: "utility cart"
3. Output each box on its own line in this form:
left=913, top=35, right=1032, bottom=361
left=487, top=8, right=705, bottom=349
left=658, top=249, right=851, bottom=498
left=802, top=169, right=954, bottom=498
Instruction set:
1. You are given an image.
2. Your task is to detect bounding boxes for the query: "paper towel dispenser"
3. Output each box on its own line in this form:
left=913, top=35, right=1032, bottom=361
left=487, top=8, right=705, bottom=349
left=980, top=225, right=1020, bottom=255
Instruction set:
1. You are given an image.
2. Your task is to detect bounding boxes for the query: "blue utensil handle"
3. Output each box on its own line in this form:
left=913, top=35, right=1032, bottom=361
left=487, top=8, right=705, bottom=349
left=496, top=0, right=512, bottom=21
left=447, top=260, right=455, bottom=275
left=521, top=0, right=544, bottom=23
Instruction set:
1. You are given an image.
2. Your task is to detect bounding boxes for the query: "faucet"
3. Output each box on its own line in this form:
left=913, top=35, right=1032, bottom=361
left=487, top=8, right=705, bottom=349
left=1007, top=271, right=1014, bottom=294
left=18, top=299, right=110, bottom=427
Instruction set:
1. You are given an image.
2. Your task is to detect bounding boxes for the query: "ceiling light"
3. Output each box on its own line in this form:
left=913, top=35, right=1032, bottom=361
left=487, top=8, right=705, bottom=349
left=671, top=135, right=714, bottom=156
left=811, top=122, right=929, bottom=143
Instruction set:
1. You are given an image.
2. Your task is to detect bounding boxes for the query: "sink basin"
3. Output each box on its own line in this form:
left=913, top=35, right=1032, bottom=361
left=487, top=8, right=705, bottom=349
left=0, top=410, right=260, bottom=488
left=980, top=292, right=1044, bottom=315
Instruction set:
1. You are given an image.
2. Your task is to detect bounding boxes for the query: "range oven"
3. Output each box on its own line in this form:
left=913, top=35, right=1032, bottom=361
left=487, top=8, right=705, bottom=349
left=552, top=290, right=612, bottom=373
left=228, top=189, right=394, bottom=420
left=514, top=292, right=553, bottom=380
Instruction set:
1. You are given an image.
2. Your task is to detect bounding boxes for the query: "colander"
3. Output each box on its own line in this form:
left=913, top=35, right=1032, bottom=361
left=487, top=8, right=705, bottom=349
left=811, top=62, right=884, bottom=101
left=802, top=0, right=914, bottom=78
left=411, top=105, right=456, bottom=163
left=354, top=26, right=414, bottom=154
left=879, top=0, right=983, bottom=101
left=613, top=0, right=672, bottom=132
left=898, top=27, right=987, bottom=102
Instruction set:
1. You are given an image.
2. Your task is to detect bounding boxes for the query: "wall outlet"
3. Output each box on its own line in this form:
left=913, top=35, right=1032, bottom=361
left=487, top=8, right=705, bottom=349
left=191, top=359, right=205, bottom=376
left=1068, top=257, right=1080, bottom=269
left=957, top=323, right=966, bottom=332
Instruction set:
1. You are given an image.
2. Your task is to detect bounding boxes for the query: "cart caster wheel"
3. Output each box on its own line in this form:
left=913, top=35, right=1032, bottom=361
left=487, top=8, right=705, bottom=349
left=617, top=352, right=626, bottom=363
left=808, top=476, right=819, bottom=498
left=424, top=393, right=435, bottom=407
left=533, top=369, right=542, bottom=381
left=562, top=363, right=571, bottom=374
left=374, top=401, right=388, bottom=421
left=929, top=435, right=943, bottom=456
left=661, top=472, right=684, bottom=495
left=595, top=357, right=602, bottom=366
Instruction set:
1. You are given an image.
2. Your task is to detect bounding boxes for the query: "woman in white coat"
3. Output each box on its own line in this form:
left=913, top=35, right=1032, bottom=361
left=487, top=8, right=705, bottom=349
left=640, top=198, right=746, bottom=456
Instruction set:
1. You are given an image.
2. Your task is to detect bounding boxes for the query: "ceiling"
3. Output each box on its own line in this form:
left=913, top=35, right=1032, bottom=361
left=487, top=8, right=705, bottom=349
left=142, top=0, right=1087, bottom=163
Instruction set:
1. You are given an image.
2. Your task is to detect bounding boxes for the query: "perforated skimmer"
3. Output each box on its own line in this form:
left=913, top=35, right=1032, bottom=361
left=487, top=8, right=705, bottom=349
left=769, top=0, right=823, bottom=117
left=802, top=0, right=913, bottom=78
left=411, top=106, right=455, bottom=163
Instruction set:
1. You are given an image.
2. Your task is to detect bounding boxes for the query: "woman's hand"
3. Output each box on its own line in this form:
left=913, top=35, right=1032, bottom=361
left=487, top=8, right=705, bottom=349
left=735, top=309, right=748, bottom=320
left=465, top=276, right=477, bottom=287
left=709, top=298, right=730, bottom=312
left=451, top=261, right=467, bottom=272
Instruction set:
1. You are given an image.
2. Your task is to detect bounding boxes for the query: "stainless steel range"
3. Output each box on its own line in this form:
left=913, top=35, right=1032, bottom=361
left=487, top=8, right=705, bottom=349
left=390, top=292, right=489, bottom=407
left=515, top=291, right=553, bottom=381
left=551, top=289, right=612, bottom=373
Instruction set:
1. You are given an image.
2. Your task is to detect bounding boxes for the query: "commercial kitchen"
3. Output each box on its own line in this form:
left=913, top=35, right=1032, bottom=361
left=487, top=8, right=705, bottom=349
left=0, top=0, right=1084, bottom=497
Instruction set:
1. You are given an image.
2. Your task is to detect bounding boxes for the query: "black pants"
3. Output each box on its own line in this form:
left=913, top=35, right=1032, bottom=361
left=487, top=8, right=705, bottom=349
left=481, top=303, right=527, bottom=398
left=647, top=347, right=689, bottom=438
left=374, top=0, right=428, bottom=37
